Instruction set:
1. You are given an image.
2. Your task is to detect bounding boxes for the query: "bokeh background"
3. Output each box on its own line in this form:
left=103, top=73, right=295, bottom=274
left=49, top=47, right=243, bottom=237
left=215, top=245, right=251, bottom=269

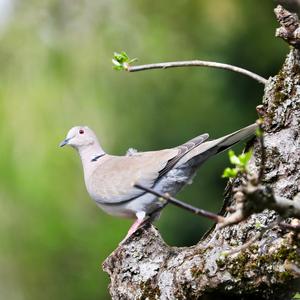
left=0, top=1, right=288, bottom=299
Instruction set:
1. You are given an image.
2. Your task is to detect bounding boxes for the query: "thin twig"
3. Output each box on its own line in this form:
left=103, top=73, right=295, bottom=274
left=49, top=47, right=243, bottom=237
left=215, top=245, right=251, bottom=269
left=126, top=60, right=267, bottom=85
left=134, top=183, right=224, bottom=223
left=279, top=222, right=300, bottom=232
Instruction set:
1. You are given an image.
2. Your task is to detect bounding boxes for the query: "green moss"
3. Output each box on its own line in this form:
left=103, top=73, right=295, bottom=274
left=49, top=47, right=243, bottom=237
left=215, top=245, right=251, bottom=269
left=273, top=69, right=288, bottom=106
left=216, top=241, right=299, bottom=283
left=248, top=244, right=259, bottom=253
left=256, top=254, right=269, bottom=265
left=229, top=251, right=251, bottom=279
left=272, top=244, right=300, bottom=264
left=277, top=270, right=293, bottom=281
left=267, top=58, right=300, bottom=126
left=266, top=68, right=289, bottom=125
left=139, top=279, right=161, bottom=300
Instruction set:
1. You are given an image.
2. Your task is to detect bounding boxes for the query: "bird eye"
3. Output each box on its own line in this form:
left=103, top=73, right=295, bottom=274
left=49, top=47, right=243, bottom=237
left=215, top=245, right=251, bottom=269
left=79, top=129, right=84, bottom=134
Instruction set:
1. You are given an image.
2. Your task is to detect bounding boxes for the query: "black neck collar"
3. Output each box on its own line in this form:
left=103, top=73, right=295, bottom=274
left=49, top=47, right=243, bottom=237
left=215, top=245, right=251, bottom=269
left=91, top=153, right=106, bottom=162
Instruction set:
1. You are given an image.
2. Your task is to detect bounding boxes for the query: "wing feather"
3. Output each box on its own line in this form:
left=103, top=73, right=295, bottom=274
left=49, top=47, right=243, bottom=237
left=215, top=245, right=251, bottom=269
left=157, top=133, right=209, bottom=180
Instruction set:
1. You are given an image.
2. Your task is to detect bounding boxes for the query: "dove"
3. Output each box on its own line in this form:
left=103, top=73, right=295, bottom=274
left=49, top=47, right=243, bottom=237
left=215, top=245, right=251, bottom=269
left=59, top=123, right=256, bottom=241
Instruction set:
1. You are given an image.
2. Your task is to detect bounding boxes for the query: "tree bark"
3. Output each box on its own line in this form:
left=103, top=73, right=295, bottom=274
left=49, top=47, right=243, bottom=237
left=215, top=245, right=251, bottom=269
left=103, top=10, right=300, bottom=300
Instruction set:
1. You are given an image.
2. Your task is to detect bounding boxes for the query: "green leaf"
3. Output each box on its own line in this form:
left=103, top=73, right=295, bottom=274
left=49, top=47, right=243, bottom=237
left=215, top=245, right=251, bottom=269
left=293, top=293, right=300, bottom=299
left=222, top=167, right=238, bottom=178
left=120, top=51, right=128, bottom=60
left=113, top=51, right=128, bottom=63
left=228, top=150, right=240, bottom=166
left=112, top=58, right=121, bottom=66
left=113, top=65, right=124, bottom=71
left=222, top=149, right=252, bottom=179
left=238, top=150, right=252, bottom=167
left=112, top=58, right=125, bottom=71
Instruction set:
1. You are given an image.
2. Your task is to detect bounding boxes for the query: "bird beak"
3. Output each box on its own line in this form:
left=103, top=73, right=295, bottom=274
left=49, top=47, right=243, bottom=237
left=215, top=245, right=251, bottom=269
left=59, top=138, right=71, bottom=147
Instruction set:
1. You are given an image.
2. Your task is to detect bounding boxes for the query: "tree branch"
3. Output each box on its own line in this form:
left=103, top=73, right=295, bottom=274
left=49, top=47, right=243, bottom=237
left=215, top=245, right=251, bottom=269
left=275, top=5, right=300, bottom=47
left=126, top=60, right=267, bottom=85
left=219, top=179, right=300, bottom=228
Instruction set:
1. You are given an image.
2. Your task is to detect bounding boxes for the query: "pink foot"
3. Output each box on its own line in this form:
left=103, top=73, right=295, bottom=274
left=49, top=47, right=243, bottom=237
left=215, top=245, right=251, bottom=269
left=119, top=212, right=146, bottom=245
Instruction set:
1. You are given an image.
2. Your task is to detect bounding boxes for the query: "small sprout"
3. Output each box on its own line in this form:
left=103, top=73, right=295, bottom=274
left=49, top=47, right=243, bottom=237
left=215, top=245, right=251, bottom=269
left=229, top=150, right=241, bottom=165
left=112, top=51, right=137, bottom=71
left=239, top=151, right=252, bottom=167
left=222, top=150, right=252, bottom=178
left=255, top=221, right=262, bottom=229
left=114, top=51, right=128, bottom=62
left=222, top=167, right=238, bottom=178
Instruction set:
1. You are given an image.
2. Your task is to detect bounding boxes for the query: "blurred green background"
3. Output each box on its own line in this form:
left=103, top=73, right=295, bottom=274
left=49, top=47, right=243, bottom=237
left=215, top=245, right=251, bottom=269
left=0, top=0, right=287, bottom=299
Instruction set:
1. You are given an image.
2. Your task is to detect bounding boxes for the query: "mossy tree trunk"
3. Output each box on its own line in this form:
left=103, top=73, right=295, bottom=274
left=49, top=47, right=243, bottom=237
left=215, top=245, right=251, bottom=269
left=102, top=7, right=300, bottom=300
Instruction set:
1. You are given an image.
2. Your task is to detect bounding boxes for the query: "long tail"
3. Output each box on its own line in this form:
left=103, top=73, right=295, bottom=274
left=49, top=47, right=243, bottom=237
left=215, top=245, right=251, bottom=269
left=177, top=123, right=257, bottom=167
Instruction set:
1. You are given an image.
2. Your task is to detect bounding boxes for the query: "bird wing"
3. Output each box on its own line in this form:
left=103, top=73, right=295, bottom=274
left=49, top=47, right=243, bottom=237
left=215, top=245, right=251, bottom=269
left=86, top=149, right=178, bottom=205
left=157, top=133, right=209, bottom=180
left=87, top=133, right=210, bottom=205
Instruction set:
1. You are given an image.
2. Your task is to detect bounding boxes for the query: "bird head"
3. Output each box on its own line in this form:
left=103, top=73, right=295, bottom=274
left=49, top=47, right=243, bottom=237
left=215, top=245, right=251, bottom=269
left=59, top=126, right=98, bottom=150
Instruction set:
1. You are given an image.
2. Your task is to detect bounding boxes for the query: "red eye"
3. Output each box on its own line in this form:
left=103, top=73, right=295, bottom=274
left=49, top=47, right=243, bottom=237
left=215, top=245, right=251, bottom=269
left=79, top=129, right=84, bottom=134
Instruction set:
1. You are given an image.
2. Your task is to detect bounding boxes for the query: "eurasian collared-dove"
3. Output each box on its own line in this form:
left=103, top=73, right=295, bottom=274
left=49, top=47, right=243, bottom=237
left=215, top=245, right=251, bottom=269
left=60, top=123, right=256, bottom=241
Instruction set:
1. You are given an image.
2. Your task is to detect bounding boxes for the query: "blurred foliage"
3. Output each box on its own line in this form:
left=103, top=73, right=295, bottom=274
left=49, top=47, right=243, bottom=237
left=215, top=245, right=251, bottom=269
left=0, top=0, right=287, bottom=299
left=293, top=292, right=300, bottom=299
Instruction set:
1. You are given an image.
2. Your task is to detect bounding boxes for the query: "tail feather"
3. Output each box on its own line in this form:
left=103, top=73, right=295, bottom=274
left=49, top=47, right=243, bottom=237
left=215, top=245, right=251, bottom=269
left=211, top=123, right=257, bottom=155
left=177, top=123, right=257, bottom=167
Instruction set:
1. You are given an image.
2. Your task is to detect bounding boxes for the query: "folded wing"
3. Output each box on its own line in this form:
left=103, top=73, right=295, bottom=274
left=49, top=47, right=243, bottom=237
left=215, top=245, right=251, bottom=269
left=87, top=149, right=178, bottom=205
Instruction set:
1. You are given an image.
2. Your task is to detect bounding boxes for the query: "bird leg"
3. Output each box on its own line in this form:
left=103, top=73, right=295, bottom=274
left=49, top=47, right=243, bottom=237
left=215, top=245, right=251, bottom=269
left=119, top=211, right=147, bottom=245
